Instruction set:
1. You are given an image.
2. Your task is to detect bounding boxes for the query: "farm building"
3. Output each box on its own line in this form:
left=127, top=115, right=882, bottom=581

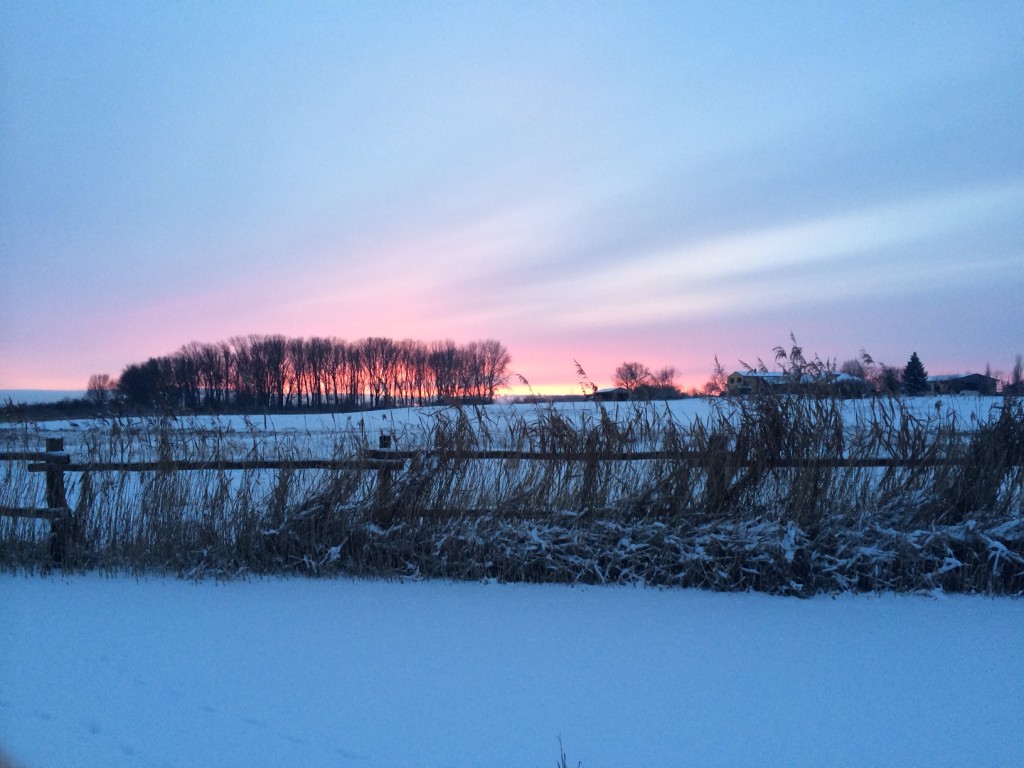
left=927, top=373, right=998, bottom=395
left=726, top=371, right=868, bottom=397
left=726, top=371, right=789, bottom=395
left=588, top=387, right=630, bottom=402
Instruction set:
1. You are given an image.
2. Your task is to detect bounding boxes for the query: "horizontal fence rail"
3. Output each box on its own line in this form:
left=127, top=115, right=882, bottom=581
left=11, top=453, right=1013, bottom=476
left=4, top=440, right=1023, bottom=479
left=0, top=506, right=67, bottom=521
left=24, top=458, right=407, bottom=473
left=2, top=433, right=1022, bottom=570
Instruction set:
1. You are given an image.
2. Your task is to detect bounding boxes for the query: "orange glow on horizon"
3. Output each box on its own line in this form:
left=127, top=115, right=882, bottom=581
left=501, top=381, right=589, bottom=399
left=0, top=374, right=87, bottom=392
left=500, top=371, right=710, bottom=399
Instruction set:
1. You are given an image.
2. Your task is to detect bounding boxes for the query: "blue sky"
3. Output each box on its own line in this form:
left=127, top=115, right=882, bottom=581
left=2, top=1, right=1022, bottom=391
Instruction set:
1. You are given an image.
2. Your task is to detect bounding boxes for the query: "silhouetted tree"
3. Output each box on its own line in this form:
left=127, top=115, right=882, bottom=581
left=86, top=373, right=116, bottom=406
left=429, top=340, right=461, bottom=402
left=173, top=350, right=201, bottom=411
left=1005, top=354, right=1023, bottom=397
left=637, top=366, right=682, bottom=399
left=877, top=365, right=901, bottom=394
left=902, top=352, right=929, bottom=395
left=118, top=358, right=173, bottom=411
left=613, top=362, right=652, bottom=391
left=472, top=339, right=511, bottom=401
left=112, top=333, right=512, bottom=413
left=306, top=337, right=333, bottom=408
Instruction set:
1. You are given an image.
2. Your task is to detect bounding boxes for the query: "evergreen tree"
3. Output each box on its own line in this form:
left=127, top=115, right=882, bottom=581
left=1006, top=354, right=1023, bottom=396
left=902, top=352, right=929, bottom=395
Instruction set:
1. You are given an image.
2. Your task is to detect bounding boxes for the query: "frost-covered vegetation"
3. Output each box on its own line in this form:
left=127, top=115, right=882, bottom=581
left=1, top=395, right=1021, bottom=594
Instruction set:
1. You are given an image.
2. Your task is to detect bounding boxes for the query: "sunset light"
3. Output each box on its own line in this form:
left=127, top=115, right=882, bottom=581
left=1, top=2, right=1021, bottom=395
left=3, top=7, right=1024, bottom=766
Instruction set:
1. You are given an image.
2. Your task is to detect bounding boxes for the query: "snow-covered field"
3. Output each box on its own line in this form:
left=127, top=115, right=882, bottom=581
left=1, top=394, right=1007, bottom=461
left=2, top=575, right=1022, bottom=768
left=0, top=391, right=86, bottom=406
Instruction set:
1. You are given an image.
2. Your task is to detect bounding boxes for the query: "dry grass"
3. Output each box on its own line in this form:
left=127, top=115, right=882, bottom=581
left=1, top=396, right=1021, bottom=594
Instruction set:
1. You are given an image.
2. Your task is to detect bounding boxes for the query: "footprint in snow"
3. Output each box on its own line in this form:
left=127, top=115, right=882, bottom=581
left=334, top=746, right=371, bottom=761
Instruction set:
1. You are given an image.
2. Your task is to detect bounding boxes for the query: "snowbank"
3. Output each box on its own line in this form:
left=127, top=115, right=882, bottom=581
left=2, top=576, right=1022, bottom=767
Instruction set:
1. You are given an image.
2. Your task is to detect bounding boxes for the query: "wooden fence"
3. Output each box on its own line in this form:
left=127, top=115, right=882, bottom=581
left=2, top=435, right=1020, bottom=564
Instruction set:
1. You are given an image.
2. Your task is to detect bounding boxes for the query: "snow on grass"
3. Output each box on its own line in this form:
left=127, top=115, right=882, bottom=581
left=2, top=576, right=1022, bottom=768
left=3, top=395, right=1007, bottom=460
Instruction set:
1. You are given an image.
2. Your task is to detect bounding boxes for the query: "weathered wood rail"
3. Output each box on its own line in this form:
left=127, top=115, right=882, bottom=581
left=0, top=438, right=71, bottom=520
left=0, top=438, right=76, bottom=563
left=3, top=435, right=1020, bottom=565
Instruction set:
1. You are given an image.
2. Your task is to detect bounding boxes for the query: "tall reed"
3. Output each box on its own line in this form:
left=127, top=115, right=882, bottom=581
left=1, top=396, right=1021, bottom=593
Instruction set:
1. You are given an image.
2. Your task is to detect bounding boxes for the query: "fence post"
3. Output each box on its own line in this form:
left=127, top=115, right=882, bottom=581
left=44, top=437, right=67, bottom=510
left=376, top=434, right=393, bottom=510
left=44, top=437, right=73, bottom=565
left=703, top=434, right=734, bottom=508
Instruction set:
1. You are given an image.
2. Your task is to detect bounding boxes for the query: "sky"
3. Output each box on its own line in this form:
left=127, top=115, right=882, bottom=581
left=2, top=1, right=1022, bottom=394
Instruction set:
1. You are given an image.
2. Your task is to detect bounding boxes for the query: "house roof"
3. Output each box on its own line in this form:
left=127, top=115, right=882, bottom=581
left=729, top=371, right=866, bottom=385
left=831, top=373, right=867, bottom=383
left=927, top=373, right=995, bottom=382
left=729, top=371, right=786, bottom=381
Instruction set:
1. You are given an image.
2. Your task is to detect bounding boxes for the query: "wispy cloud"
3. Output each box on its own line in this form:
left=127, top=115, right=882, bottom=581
left=522, top=181, right=1024, bottom=329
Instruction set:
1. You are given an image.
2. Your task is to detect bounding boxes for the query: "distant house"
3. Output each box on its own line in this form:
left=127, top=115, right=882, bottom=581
left=927, top=373, right=998, bottom=396
left=726, top=371, right=788, bottom=395
left=588, top=387, right=630, bottom=402
left=726, top=371, right=868, bottom=397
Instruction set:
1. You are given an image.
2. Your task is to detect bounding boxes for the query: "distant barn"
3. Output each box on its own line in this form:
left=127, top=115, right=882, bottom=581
left=726, top=371, right=789, bottom=395
left=927, top=373, right=998, bottom=395
left=588, top=387, right=630, bottom=402
left=726, top=371, right=868, bottom=397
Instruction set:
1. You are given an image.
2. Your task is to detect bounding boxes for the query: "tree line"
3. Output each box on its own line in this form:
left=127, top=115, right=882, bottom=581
left=97, top=336, right=511, bottom=412
left=700, top=335, right=1024, bottom=397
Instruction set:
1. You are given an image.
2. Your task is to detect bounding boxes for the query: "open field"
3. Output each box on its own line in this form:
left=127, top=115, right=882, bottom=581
left=2, top=575, right=1023, bottom=768
left=1, top=395, right=1022, bottom=594
left=2, top=397, right=1022, bottom=766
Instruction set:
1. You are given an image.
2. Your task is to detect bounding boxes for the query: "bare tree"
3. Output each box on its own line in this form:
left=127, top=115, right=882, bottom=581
left=429, top=340, right=461, bottom=402
left=306, top=337, right=333, bottom=408
left=172, top=351, right=201, bottom=410
left=287, top=337, right=310, bottom=408
left=879, top=365, right=902, bottom=394
left=653, top=366, right=678, bottom=389
left=613, top=361, right=652, bottom=391
left=839, top=358, right=865, bottom=378
left=112, top=333, right=514, bottom=412
left=191, top=341, right=231, bottom=409
left=86, top=373, right=116, bottom=406
left=477, top=339, right=511, bottom=400
left=1006, top=354, right=1023, bottom=396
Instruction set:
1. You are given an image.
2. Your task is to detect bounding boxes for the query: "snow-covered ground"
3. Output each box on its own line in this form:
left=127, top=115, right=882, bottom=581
left=2, top=576, right=1022, bottom=768
left=1, top=394, right=1007, bottom=461
left=0, top=391, right=86, bottom=406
